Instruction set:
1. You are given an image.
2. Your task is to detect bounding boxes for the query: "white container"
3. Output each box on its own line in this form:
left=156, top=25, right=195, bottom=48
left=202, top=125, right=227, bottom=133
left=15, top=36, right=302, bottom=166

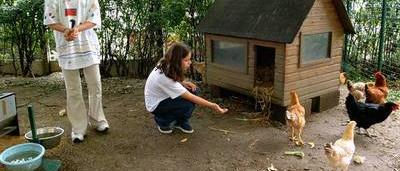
left=0, top=93, right=17, bottom=130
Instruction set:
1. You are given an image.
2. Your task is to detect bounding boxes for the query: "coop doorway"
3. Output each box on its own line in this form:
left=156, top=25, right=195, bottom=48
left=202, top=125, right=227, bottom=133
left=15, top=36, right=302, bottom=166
left=255, top=46, right=275, bottom=87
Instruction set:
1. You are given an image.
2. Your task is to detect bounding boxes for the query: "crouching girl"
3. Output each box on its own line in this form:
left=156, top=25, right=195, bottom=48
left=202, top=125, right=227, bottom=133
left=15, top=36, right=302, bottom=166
left=144, top=42, right=228, bottom=134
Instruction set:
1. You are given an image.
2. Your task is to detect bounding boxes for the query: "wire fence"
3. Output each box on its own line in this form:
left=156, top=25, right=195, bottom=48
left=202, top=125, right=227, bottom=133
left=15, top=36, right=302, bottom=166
left=344, top=0, right=400, bottom=80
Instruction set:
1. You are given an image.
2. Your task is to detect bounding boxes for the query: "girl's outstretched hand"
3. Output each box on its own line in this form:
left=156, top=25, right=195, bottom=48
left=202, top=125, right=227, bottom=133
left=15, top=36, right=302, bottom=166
left=211, top=103, right=228, bottom=114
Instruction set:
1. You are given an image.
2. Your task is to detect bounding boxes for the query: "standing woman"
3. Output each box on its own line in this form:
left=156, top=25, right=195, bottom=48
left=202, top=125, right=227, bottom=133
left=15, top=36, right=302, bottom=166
left=44, top=0, right=109, bottom=143
left=144, top=42, right=228, bottom=134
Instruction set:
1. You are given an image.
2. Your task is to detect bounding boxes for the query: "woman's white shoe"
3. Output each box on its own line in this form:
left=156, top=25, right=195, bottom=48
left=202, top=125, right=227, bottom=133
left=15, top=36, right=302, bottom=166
left=71, top=132, right=84, bottom=143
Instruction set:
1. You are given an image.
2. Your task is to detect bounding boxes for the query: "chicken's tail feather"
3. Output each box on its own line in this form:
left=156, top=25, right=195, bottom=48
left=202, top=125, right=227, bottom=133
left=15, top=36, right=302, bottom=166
left=364, top=83, right=371, bottom=100
left=346, top=80, right=354, bottom=92
left=324, top=143, right=334, bottom=156
left=345, top=93, right=359, bottom=120
left=340, top=72, right=347, bottom=85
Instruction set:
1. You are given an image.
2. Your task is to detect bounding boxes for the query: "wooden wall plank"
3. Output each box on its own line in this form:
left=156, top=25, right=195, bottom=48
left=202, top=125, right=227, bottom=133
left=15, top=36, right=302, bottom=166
left=283, top=87, right=338, bottom=105
left=282, top=0, right=345, bottom=107
left=207, top=65, right=253, bottom=89
left=285, top=72, right=339, bottom=91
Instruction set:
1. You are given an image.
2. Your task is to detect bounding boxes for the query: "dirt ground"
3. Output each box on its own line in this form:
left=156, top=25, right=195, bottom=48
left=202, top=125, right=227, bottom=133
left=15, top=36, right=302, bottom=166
left=1, top=74, right=400, bottom=171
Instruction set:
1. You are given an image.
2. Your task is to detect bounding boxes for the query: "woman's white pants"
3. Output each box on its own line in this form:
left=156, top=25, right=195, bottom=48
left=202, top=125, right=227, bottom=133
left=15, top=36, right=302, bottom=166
left=62, top=64, right=107, bottom=135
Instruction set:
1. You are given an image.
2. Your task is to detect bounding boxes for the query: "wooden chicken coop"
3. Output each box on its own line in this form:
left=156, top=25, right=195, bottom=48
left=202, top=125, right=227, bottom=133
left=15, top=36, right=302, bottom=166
left=197, top=0, right=355, bottom=117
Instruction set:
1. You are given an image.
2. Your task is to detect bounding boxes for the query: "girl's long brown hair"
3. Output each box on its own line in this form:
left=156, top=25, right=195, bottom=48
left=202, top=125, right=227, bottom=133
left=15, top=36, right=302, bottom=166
left=156, top=42, right=191, bottom=82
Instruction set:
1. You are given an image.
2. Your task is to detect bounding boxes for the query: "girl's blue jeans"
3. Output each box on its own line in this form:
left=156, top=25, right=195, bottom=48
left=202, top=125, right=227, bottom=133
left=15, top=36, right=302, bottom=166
left=152, top=88, right=200, bottom=128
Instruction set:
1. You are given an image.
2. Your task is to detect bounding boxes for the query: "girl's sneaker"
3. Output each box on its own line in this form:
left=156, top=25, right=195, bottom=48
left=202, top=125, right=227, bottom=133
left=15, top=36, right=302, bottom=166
left=157, top=125, right=173, bottom=134
left=174, top=123, right=194, bottom=134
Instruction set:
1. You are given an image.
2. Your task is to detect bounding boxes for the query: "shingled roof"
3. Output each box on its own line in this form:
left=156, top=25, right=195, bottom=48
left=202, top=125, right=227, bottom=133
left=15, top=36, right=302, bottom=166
left=198, top=0, right=355, bottom=43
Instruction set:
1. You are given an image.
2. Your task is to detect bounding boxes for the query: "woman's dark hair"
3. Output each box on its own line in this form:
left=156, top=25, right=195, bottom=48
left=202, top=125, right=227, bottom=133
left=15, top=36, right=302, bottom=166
left=156, top=42, right=191, bottom=82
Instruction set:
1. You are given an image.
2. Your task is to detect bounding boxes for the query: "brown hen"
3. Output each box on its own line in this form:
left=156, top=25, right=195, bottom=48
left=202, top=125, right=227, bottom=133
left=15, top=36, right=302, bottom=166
left=286, top=91, right=306, bottom=146
left=365, top=72, right=389, bottom=104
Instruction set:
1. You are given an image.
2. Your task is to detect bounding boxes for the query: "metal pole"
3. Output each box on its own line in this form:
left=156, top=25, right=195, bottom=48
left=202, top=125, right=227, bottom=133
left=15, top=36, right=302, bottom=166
left=28, top=105, right=39, bottom=143
left=378, top=0, right=387, bottom=71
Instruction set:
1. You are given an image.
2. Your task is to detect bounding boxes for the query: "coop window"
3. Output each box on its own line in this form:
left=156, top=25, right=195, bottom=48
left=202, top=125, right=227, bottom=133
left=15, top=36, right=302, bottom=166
left=300, top=32, right=332, bottom=65
left=211, top=40, right=247, bottom=73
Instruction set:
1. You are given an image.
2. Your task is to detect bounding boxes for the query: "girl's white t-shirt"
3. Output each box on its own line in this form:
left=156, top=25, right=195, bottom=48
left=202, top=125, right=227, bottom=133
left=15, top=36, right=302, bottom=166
left=144, top=67, right=187, bottom=112
left=44, top=0, right=102, bottom=70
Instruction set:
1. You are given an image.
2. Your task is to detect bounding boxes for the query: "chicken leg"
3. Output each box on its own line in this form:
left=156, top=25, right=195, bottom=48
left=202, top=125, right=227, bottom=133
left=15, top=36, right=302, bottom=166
left=355, top=127, right=363, bottom=135
left=365, top=129, right=377, bottom=137
left=286, top=123, right=295, bottom=141
left=295, top=127, right=304, bottom=146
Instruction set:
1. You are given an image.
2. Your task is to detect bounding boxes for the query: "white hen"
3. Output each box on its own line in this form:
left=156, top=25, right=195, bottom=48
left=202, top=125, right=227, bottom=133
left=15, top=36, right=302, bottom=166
left=324, top=121, right=356, bottom=171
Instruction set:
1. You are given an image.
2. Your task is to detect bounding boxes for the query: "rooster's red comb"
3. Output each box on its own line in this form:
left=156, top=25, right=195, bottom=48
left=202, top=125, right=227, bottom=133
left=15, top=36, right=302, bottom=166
left=374, top=71, right=385, bottom=77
